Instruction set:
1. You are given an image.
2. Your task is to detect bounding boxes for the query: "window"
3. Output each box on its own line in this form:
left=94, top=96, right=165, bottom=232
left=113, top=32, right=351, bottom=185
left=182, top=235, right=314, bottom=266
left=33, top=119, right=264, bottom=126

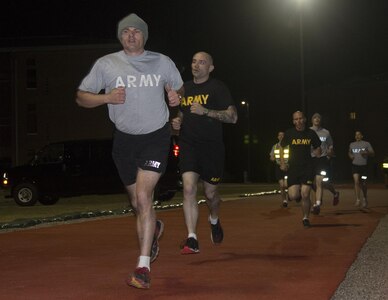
left=26, top=58, right=37, bottom=89
left=34, top=143, right=65, bottom=164
left=26, top=103, right=37, bottom=135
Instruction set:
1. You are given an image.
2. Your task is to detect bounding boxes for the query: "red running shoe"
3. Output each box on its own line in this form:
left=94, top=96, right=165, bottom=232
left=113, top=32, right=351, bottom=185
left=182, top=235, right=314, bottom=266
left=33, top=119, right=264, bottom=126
left=126, top=267, right=150, bottom=289
left=181, top=237, right=200, bottom=254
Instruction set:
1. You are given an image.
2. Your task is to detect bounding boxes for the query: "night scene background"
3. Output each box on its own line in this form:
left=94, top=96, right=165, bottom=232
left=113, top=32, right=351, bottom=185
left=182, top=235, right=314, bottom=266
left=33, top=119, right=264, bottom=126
left=1, top=0, right=387, bottom=183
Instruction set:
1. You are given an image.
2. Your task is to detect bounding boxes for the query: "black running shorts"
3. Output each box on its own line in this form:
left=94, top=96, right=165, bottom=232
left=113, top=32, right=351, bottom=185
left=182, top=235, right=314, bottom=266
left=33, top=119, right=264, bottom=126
left=112, top=123, right=170, bottom=186
left=352, top=164, right=368, bottom=177
left=313, top=156, right=331, bottom=177
left=179, top=139, right=224, bottom=185
left=287, top=163, right=315, bottom=187
left=274, top=165, right=287, bottom=181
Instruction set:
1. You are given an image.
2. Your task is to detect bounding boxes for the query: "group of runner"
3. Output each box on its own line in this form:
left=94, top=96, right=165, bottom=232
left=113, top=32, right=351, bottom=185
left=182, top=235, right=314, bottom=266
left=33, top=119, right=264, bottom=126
left=270, top=112, right=374, bottom=228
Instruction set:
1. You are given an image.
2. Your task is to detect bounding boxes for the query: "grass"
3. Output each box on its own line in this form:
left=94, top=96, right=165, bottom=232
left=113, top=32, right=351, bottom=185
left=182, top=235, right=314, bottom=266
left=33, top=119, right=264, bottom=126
left=0, top=183, right=279, bottom=226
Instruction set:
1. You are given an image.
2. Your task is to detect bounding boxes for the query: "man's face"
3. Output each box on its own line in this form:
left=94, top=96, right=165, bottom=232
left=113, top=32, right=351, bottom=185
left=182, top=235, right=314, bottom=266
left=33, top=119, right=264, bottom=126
left=312, top=115, right=321, bottom=126
left=191, top=52, right=214, bottom=82
left=277, top=132, right=284, bottom=141
left=120, top=27, right=145, bottom=54
left=355, top=131, right=363, bottom=141
left=293, top=112, right=306, bottom=131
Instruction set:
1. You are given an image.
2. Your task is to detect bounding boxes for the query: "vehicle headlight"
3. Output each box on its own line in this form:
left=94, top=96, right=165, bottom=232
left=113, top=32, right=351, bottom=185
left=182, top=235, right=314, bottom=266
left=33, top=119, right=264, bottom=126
left=2, top=172, right=9, bottom=186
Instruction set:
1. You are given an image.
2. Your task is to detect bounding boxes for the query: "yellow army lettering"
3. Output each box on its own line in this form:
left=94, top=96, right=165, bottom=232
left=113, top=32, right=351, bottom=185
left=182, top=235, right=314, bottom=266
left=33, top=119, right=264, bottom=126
left=291, top=138, right=311, bottom=145
left=180, top=94, right=209, bottom=106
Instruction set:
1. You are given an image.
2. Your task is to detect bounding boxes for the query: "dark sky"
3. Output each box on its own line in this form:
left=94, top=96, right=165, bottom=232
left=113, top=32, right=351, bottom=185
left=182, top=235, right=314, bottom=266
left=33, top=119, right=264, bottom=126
left=2, top=0, right=388, bottom=115
left=2, top=0, right=388, bottom=180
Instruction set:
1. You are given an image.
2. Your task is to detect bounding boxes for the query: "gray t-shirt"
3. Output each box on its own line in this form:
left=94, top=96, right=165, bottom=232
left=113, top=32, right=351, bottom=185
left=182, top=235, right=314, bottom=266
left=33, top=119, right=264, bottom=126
left=310, top=126, right=333, bottom=157
left=79, top=50, right=183, bottom=134
left=349, top=140, right=374, bottom=166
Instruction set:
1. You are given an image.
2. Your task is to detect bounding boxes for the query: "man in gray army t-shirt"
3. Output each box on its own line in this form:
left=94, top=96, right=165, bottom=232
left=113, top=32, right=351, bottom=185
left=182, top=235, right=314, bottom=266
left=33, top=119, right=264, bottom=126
left=348, top=131, right=375, bottom=208
left=76, top=13, right=184, bottom=289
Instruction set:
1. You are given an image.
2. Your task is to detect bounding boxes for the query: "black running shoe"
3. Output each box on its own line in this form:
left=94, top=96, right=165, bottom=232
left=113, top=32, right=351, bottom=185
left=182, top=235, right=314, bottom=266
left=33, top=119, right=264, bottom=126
left=302, top=219, right=311, bottom=228
left=210, top=219, right=224, bottom=244
left=311, top=204, right=320, bottom=215
left=181, top=237, right=200, bottom=254
left=362, top=198, right=368, bottom=208
left=333, top=191, right=340, bottom=206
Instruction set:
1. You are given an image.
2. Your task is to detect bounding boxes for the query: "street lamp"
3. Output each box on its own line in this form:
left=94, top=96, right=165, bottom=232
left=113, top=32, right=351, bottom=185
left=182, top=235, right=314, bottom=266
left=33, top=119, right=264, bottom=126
left=241, top=100, right=250, bottom=183
left=298, top=0, right=306, bottom=113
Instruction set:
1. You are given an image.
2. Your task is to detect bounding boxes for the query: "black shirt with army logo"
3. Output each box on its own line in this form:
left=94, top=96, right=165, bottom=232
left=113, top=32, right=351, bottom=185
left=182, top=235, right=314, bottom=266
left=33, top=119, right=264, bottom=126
left=281, top=127, right=321, bottom=168
left=179, top=77, right=234, bottom=143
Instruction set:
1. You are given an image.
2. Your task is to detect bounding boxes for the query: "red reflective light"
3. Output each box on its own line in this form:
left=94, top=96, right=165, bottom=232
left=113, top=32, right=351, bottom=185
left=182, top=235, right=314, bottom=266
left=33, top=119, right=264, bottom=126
left=173, top=144, right=179, bottom=157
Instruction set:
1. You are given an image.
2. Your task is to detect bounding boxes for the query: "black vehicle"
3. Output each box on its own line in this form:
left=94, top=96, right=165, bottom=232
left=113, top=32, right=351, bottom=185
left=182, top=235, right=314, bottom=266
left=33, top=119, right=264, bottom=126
left=1, top=137, right=180, bottom=206
left=383, top=156, right=388, bottom=188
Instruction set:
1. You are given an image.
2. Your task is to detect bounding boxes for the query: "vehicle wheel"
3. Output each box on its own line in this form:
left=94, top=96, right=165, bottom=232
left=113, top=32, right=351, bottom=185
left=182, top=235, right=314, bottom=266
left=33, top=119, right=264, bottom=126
left=39, top=195, right=59, bottom=205
left=13, top=183, right=39, bottom=206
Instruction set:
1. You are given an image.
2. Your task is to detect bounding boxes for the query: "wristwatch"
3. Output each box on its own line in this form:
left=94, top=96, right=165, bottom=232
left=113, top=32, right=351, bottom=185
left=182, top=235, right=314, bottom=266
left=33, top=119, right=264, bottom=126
left=203, top=108, right=209, bottom=116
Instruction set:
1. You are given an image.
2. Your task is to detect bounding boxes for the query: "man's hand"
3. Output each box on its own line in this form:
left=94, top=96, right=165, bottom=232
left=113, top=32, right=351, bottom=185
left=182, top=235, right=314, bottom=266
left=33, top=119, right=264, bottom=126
left=165, top=85, right=181, bottom=107
left=190, top=102, right=206, bottom=115
left=361, top=150, right=369, bottom=158
left=280, top=163, right=288, bottom=171
left=106, top=87, right=126, bottom=104
left=171, top=117, right=182, bottom=130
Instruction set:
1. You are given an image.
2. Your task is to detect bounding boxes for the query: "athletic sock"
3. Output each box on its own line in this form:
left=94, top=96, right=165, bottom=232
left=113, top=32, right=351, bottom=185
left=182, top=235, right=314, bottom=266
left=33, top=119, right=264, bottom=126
left=188, top=233, right=197, bottom=240
left=137, top=256, right=150, bottom=271
left=209, top=215, right=219, bottom=225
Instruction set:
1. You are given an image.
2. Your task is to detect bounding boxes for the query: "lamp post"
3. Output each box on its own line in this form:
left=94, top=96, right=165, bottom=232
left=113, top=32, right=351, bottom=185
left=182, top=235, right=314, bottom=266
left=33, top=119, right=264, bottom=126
left=241, top=100, right=250, bottom=183
left=298, top=0, right=306, bottom=114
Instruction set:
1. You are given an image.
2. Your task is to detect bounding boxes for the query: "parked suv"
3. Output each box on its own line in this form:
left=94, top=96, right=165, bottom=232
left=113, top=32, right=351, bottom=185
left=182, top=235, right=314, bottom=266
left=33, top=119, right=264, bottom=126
left=1, top=137, right=180, bottom=206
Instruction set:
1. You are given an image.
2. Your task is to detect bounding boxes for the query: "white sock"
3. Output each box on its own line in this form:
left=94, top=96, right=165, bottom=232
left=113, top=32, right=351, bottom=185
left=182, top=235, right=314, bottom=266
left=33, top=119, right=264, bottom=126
left=209, top=215, right=218, bottom=225
left=316, top=200, right=321, bottom=206
left=137, top=256, right=150, bottom=271
left=188, top=233, right=197, bottom=240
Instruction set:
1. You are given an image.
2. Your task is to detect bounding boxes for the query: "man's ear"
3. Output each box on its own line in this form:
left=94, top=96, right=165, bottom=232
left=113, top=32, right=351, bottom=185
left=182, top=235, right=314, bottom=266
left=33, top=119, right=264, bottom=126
left=209, top=65, right=215, bottom=73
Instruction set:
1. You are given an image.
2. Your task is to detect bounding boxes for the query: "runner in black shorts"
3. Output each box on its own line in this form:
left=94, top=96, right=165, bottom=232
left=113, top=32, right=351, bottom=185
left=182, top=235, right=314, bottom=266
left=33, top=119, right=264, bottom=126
left=76, top=12, right=184, bottom=289
left=171, top=51, right=238, bottom=254
left=279, top=111, right=321, bottom=228
left=310, top=113, right=340, bottom=215
left=348, top=131, right=375, bottom=208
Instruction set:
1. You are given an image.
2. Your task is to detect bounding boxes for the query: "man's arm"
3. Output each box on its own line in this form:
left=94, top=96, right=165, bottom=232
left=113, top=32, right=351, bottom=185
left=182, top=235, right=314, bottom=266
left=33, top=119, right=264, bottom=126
left=171, top=110, right=184, bottom=131
left=326, top=132, right=335, bottom=157
left=279, top=145, right=288, bottom=171
left=348, top=147, right=355, bottom=161
left=278, top=136, right=288, bottom=171
left=312, top=146, right=322, bottom=157
left=269, top=146, right=275, bottom=162
left=311, top=130, right=322, bottom=158
left=367, top=143, right=375, bottom=157
left=76, top=87, right=125, bottom=108
left=191, top=103, right=238, bottom=124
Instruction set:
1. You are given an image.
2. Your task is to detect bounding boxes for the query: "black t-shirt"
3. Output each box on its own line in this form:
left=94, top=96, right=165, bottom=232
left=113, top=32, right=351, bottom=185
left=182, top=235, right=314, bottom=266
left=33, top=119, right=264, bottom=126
left=179, top=77, right=234, bottom=143
left=281, top=127, right=321, bottom=167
